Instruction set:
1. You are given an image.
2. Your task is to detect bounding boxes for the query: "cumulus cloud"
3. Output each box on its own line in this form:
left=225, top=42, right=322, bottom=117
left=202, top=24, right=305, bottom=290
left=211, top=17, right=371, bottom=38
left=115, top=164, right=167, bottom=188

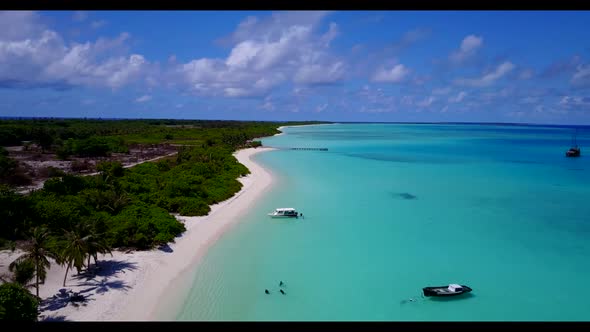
left=449, top=35, right=483, bottom=64
left=371, top=64, right=409, bottom=83
left=0, top=11, right=44, bottom=41
left=454, top=61, right=515, bottom=87
left=173, top=11, right=345, bottom=97
left=0, top=12, right=151, bottom=90
left=135, top=95, right=152, bottom=103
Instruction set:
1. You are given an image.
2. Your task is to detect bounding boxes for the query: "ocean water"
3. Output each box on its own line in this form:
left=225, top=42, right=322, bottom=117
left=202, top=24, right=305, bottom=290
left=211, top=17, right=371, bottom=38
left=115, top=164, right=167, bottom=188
left=173, top=123, right=590, bottom=321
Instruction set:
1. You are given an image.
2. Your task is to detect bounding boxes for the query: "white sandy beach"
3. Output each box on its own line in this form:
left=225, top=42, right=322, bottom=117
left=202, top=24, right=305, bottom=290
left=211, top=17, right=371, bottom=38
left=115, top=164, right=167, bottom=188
left=0, top=147, right=275, bottom=321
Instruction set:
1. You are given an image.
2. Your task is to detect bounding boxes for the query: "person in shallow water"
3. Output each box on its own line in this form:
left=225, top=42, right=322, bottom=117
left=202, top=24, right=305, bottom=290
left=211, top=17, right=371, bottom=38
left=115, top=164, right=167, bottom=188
left=299, top=213, right=304, bottom=219
left=280, top=289, right=286, bottom=295
left=265, top=289, right=270, bottom=294
left=279, top=281, right=284, bottom=287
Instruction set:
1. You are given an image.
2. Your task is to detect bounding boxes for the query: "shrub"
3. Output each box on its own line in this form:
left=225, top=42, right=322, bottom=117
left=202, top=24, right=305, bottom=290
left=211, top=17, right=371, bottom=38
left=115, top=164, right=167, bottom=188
left=107, top=204, right=185, bottom=249
left=0, top=283, right=39, bottom=321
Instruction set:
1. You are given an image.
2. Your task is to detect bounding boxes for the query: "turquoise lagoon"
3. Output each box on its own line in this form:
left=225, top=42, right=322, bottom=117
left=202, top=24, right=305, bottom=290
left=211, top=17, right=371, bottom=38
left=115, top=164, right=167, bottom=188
left=174, top=123, right=590, bottom=321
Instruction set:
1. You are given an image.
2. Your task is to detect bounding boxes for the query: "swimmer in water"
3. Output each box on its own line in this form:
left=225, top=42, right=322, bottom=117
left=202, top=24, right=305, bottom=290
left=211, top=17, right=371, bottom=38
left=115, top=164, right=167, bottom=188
left=265, top=289, right=270, bottom=294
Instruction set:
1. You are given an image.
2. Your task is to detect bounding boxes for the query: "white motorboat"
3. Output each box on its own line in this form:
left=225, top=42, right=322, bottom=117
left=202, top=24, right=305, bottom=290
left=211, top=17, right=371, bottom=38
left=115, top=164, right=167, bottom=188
left=268, top=208, right=299, bottom=218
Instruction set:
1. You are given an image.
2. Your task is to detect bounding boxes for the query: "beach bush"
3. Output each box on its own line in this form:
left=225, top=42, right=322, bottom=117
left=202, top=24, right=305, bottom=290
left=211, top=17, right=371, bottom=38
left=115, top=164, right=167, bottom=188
left=0, top=185, right=32, bottom=240
left=173, top=197, right=210, bottom=216
left=107, top=204, right=185, bottom=249
left=0, top=119, right=325, bottom=251
left=0, top=283, right=39, bottom=321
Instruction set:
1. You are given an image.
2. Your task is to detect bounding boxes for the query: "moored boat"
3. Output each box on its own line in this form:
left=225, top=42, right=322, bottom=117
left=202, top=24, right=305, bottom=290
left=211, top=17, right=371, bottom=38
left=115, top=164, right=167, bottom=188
left=268, top=208, right=299, bottom=218
left=566, top=130, right=581, bottom=157
left=422, top=284, right=472, bottom=297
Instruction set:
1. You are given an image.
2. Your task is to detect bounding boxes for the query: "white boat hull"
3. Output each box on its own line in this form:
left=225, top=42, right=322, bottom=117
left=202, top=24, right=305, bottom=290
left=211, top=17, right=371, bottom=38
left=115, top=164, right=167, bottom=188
left=268, top=208, right=299, bottom=218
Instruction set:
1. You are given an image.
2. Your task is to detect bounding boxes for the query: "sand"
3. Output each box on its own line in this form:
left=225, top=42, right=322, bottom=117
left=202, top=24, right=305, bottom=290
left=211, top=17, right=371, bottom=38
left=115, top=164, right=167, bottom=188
left=0, top=147, right=275, bottom=321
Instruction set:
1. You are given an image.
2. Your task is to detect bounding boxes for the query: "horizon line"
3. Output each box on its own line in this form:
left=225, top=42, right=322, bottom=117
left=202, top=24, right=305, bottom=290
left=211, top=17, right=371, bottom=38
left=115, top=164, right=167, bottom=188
left=1, top=116, right=589, bottom=128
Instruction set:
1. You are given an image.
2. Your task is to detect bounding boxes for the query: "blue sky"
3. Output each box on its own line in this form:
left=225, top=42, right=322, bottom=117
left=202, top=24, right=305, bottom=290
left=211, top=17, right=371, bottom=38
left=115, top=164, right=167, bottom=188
left=1, top=10, right=590, bottom=124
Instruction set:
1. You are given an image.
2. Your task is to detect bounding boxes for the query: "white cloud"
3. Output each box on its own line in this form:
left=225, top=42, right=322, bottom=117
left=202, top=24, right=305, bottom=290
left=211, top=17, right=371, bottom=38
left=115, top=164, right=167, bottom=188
left=294, top=61, right=345, bottom=84
left=416, top=96, right=436, bottom=107
left=259, top=96, right=275, bottom=111
left=454, top=61, right=515, bottom=87
left=174, top=11, right=344, bottom=97
left=0, top=12, right=150, bottom=89
left=0, top=11, right=43, bottom=41
left=135, top=95, right=152, bottom=103
left=401, top=95, right=414, bottom=106
left=371, top=64, right=409, bottom=83
left=315, top=103, right=328, bottom=112
left=571, top=64, right=590, bottom=86
left=560, top=96, right=590, bottom=109
left=320, top=22, right=339, bottom=47
left=449, top=91, right=467, bottom=103
left=449, top=35, right=483, bottom=64
left=460, top=35, right=483, bottom=53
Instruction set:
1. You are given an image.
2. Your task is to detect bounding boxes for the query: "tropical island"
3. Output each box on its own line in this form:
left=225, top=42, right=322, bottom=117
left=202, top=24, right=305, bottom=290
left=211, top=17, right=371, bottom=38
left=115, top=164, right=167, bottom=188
left=0, top=118, right=326, bottom=321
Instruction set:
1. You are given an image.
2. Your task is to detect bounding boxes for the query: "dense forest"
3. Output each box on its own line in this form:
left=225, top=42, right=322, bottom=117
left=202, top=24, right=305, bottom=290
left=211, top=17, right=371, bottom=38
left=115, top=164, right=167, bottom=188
left=0, top=118, right=326, bottom=319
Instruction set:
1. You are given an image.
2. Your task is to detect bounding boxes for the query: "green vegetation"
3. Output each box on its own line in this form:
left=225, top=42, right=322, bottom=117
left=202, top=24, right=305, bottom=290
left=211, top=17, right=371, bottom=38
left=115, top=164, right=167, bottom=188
left=0, top=147, right=31, bottom=186
left=0, top=283, right=39, bottom=321
left=9, top=227, right=57, bottom=297
left=0, top=119, right=327, bottom=315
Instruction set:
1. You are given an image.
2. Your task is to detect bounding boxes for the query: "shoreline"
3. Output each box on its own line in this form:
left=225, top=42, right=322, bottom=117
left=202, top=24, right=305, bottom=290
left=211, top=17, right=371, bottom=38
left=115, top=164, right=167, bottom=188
left=0, top=147, right=276, bottom=321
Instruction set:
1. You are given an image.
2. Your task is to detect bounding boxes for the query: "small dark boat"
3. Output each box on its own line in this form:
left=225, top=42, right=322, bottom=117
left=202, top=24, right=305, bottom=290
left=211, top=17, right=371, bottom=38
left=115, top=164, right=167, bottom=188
left=422, top=284, right=472, bottom=297
left=566, top=130, right=581, bottom=157
left=566, top=147, right=581, bottom=158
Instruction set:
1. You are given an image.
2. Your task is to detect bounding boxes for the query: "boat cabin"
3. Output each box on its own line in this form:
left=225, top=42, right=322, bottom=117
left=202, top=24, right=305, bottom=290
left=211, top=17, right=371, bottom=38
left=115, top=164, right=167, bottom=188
left=448, top=284, right=463, bottom=292
left=269, top=208, right=299, bottom=218
left=566, top=147, right=581, bottom=157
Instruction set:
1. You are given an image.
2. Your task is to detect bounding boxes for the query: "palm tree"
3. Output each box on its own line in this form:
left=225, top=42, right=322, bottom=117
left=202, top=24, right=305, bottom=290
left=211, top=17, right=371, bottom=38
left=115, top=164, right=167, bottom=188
left=8, top=257, right=36, bottom=287
left=83, top=218, right=112, bottom=271
left=9, top=227, right=56, bottom=298
left=59, top=226, right=88, bottom=287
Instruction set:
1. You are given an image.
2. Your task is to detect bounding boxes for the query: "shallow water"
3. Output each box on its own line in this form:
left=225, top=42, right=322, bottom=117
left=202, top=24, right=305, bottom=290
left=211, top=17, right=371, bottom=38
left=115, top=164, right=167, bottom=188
left=174, top=123, right=590, bottom=321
